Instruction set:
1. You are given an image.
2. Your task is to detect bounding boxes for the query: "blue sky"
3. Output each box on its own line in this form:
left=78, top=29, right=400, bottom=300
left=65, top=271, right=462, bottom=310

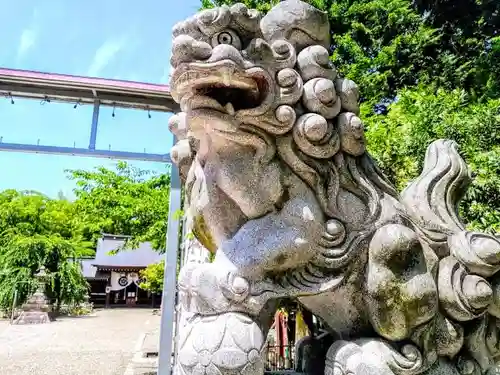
left=0, top=0, right=201, bottom=198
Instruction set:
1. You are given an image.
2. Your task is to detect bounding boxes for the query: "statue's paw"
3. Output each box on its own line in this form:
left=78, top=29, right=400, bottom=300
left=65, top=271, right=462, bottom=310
left=178, top=263, right=264, bottom=315
left=178, top=262, right=232, bottom=314
left=325, top=339, right=429, bottom=375
left=364, top=224, right=438, bottom=341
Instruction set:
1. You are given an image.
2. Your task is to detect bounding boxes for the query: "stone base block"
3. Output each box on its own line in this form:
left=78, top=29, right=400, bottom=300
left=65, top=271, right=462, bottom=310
left=13, top=311, right=52, bottom=325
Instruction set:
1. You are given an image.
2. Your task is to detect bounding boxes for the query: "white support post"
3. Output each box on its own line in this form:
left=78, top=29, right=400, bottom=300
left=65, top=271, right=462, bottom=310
left=157, top=164, right=182, bottom=375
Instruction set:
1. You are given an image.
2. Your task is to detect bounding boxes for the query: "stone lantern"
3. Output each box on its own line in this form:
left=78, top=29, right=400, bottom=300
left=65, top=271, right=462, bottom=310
left=13, top=266, right=53, bottom=325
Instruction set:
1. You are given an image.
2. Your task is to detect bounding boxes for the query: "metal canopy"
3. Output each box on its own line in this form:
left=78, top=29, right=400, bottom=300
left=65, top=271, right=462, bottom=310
left=0, top=67, right=182, bottom=375
left=0, top=67, right=180, bottom=112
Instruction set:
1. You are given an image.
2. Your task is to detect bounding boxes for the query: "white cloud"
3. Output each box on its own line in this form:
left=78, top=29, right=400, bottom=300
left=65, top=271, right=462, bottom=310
left=17, top=29, right=37, bottom=58
left=87, top=37, right=127, bottom=77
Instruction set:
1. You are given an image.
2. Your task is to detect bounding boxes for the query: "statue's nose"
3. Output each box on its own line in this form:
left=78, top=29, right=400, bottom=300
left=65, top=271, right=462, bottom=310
left=207, top=44, right=246, bottom=67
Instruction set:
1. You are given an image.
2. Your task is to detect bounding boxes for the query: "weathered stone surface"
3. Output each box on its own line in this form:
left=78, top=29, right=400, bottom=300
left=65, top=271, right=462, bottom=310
left=13, top=283, right=52, bottom=325
left=168, top=1, right=500, bottom=374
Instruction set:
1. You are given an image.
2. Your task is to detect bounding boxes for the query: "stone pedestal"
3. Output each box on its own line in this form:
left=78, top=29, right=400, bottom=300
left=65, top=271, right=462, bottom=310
left=13, top=268, right=53, bottom=325
left=13, top=289, right=52, bottom=324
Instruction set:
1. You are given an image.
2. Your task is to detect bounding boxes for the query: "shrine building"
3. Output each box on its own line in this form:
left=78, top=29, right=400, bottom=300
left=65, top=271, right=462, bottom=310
left=80, top=233, right=163, bottom=307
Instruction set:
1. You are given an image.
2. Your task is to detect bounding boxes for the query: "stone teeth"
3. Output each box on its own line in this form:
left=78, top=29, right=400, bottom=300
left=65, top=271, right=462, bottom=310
left=225, top=103, right=235, bottom=115
left=223, top=71, right=231, bottom=87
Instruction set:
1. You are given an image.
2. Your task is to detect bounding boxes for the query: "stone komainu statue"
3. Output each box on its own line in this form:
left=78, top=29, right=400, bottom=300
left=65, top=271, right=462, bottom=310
left=168, top=1, right=500, bottom=374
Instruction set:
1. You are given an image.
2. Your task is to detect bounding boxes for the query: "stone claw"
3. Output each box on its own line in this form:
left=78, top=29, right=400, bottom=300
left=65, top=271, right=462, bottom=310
left=178, top=262, right=267, bottom=316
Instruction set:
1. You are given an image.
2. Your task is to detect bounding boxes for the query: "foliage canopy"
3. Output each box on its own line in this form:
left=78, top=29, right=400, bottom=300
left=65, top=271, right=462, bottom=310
left=0, top=190, right=93, bottom=310
left=67, top=161, right=171, bottom=252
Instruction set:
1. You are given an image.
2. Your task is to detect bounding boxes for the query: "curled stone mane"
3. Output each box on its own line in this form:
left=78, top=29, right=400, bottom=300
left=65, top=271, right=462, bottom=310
left=168, top=2, right=500, bottom=375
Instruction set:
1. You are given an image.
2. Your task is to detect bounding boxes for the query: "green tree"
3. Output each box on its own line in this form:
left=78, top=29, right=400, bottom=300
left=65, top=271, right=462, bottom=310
left=412, top=0, right=500, bottom=100
left=67, top=161, right=171, bottom=251
left=365, top=86, right=500, bottom=233
left=139, top=260, right=165, bottom=294
left=0, top=190, right=93, bottom=311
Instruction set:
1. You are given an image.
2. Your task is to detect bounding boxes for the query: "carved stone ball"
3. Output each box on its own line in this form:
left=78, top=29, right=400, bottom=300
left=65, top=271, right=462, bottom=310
left=275, top=105, right=296, bottom=127
left=231, top=276, right=250, bottom=300
left=277, top=68, right=297, bottom=87
left=303, top=113, right=328, bottom=142
left=325, top=219, right=345, bottom=238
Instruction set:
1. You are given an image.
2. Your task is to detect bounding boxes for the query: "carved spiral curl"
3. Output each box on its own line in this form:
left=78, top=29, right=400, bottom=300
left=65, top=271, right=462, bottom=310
left=221, top=272, right=250, bottom=303
left=292, top=113, right=340, bottom=159
left=271, top=40, right=297, bottom=70
left=412, top=313, right=464, bottom=359
left=338, top=112, right=366, bottom=156
left=438, top=256, right=493, bottom=321
left=389, top=344, right=426, bottom=374
left=196, top=5, right=232, bottom=35
left=172, top=16, right=207, bottom=41
left=335, top=77, right=360, bottom=115
left=302, top=78, right=341, bottom=119
left=450, top=231, right=500, bottom=278
left=488, top=273, right=500, bottom=318
left=434, top=315, right=464, bottom=359
left=229, top=3, right=262, bottom=34
left=277, top=68, right=303, bottom=106
left=274, top=105, right=297, bottom=131
left=455, top=356, right=482, bottom=375
left=326, top=339, right=428, bottom=375
left=168, top=112, right=188, bottom=140
left=317, top=219, right=346, bottom=248
left=463, top=315, right=500, bottom=373
left=296, top=45, right=336, bottom=82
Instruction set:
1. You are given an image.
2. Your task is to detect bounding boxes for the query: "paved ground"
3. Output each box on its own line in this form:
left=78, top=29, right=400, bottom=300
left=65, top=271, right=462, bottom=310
left=0, top=309, right=160, bottom=375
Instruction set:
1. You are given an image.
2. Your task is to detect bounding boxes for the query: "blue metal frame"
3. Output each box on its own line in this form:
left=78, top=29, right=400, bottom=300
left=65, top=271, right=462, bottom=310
left=0, top=142, right=172, bottom=163
left=89, top=100, right=100, bottom=150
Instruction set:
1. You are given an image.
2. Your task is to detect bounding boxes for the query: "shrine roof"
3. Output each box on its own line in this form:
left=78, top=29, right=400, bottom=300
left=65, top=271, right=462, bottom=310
left=81, top=234, right=163, bottom=278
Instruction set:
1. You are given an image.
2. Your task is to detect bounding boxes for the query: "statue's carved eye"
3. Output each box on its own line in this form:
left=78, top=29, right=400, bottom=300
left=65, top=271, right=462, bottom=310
left=218, top=32, right=233, bottom=44
left=212, top=29, right=241, bottom=50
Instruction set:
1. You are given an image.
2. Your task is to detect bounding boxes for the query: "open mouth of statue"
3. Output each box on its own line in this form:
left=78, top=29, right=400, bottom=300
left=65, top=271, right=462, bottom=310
left=172, top=61, right=269, bottom=115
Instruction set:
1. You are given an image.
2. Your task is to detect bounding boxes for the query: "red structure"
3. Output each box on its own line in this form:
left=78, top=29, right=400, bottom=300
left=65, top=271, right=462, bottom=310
left=0, top=68, right=178, bottom=112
